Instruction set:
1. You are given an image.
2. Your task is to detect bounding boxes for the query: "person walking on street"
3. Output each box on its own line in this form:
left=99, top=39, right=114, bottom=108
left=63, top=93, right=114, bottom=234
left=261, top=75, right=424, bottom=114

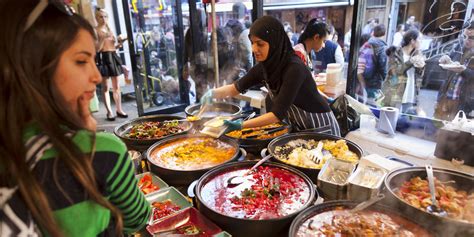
left=357, top=24, right=388, bottom=106
left=382, top=29, right=425, bottom=114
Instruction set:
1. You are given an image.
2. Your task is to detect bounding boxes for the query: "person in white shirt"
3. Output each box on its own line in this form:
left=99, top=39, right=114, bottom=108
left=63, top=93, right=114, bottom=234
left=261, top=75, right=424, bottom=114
left=392, top=24, right=405, bottom=47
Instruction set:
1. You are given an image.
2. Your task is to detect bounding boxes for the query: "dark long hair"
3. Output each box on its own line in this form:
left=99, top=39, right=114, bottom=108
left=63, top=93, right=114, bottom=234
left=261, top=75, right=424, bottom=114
left=0, top=1, right=122, bottom=236
left=298, top=19, right=328, bottom=44
left=386, top=29, right=420, bottom=56
left=401, top=29, right=420, bottom=47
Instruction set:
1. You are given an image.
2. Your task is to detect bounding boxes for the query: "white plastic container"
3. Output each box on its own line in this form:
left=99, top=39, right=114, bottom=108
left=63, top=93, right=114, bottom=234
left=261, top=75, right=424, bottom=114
left=315, top=72, right=327, bottom=85
left=326, top=63, right=342, bottom=87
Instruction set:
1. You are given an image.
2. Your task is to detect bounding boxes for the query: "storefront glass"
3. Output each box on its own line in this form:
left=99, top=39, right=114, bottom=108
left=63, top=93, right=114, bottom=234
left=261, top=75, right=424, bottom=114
left=183, top=1, right=254, bottom=100
left=353, top=0, right=473, bottom=122
left=264, top=1, right=354, bottom=99
left=126, top=0, right=187, bottom=115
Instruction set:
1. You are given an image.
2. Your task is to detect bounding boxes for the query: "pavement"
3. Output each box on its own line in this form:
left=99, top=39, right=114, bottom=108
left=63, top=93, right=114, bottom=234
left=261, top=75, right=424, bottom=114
left=95, top=93, right=139, bottom=133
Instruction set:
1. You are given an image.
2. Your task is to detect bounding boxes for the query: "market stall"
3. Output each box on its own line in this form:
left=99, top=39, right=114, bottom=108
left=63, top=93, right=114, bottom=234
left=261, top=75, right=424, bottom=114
left=114, top=98, right=473, bottom=237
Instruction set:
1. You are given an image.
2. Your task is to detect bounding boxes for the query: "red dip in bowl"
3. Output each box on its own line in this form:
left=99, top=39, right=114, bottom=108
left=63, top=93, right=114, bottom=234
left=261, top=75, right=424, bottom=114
left=200, top=166, right=311, bottom=220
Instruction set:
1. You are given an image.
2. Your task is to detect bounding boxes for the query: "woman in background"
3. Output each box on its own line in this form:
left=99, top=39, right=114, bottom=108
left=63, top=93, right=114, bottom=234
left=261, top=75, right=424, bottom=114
left=382, top=29, right=425, bottom=114
left=293, top=19, right=331, bottom=100
left=201, top=16, right=340, bottom=135
left=95, top=8, right=128, bottom=121
left=0, top=1, right=150, bottom=236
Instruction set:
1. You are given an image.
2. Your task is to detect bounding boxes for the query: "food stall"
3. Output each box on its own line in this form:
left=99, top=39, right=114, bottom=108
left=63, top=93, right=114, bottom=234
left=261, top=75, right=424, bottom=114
left=103, top=0, right=474, bottom=236
left=113, top=99, right=473, bottom=237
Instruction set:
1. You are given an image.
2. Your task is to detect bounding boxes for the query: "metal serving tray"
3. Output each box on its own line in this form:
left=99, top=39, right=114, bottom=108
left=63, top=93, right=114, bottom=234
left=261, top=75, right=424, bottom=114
left=317, top=158, right=356, bottom=200
left=347, top=165, right=386, bottom=202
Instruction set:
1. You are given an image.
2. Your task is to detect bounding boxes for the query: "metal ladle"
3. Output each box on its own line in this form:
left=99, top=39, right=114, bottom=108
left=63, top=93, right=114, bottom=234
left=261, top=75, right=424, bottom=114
left=425, top=164, right=448, bottom=217
left=227, top=154, right=272, bottom=187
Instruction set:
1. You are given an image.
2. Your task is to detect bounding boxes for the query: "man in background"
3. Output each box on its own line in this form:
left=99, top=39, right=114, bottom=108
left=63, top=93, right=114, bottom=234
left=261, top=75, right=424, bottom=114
left=436, top=21, right=474, bottom=119
left=357, top=24, right=388, bottom=106
left=312, top=24, right=344, bottom=73
left=404, top=16, right=416, bottom=31
left=226, top=2, right=252, bottom=72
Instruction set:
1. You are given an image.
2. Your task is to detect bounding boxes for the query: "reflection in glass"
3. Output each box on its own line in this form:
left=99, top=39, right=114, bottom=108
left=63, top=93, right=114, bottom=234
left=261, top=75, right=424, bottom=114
left=183, top=2, right=253, bottom=101
left=128, top=0, right=182, bottom=112
left=355, top=0, right=473, bottom=121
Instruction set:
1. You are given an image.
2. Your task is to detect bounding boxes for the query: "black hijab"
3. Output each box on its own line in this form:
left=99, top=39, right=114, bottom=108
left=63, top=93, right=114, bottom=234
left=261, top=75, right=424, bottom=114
left=250, top=16, right=294, bottom=86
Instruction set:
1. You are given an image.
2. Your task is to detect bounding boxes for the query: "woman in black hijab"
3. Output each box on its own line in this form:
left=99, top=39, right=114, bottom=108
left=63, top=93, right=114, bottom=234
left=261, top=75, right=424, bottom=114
left=201, top=16, right=340, bottom=135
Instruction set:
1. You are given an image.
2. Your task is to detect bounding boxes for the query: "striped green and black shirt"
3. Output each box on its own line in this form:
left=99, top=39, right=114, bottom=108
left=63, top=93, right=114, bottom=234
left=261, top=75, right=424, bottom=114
left=20, top=125, right=151, bottom=236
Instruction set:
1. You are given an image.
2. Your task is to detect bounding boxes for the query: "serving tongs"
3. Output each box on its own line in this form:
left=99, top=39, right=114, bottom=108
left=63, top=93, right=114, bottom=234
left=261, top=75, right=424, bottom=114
left=425, top=165, right=448, bottom=217
left=244, top=126, right=287, bottom=139
left=200, top=112, right=256, bottom=138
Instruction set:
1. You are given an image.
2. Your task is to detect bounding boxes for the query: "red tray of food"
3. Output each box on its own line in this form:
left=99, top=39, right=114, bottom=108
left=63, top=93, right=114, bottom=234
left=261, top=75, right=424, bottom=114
left=146, top=207, right=222, bottom=236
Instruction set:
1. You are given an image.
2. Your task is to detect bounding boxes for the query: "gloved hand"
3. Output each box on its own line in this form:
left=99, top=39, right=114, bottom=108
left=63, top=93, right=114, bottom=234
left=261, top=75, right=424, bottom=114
left=224, top=119, right=243, bottom=133
left=200, top=90, right=213, bottom=105
left=327, top=97, right=335, bottom=104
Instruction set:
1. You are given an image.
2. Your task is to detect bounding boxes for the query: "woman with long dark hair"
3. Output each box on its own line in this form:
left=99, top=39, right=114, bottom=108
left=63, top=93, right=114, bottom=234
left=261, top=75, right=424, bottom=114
left=0, top=1, right=150, bottom=236
left=293, top=19, right=332, bottom=100
left=200, top=16, right=340, bottom=135
left=382, top=29, right=425, bottom=114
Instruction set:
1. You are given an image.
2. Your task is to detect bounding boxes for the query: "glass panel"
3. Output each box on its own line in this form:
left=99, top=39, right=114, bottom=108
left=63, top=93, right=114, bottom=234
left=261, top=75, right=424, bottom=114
left=127, top=0, right=185, bottom=114
left=183, top=1, right=253, bottom=100
left=264, top=3, right=353, bottom=99
left=354, top=0, right=473, bottom=121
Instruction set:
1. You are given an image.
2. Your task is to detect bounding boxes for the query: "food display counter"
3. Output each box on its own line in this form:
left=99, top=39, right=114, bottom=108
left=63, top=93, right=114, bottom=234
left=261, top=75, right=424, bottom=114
left=117, top=103, right=473, bottom=237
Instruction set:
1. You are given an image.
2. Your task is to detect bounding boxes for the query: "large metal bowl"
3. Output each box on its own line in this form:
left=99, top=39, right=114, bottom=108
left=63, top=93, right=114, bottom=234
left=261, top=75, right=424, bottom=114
left=146, top=134, right=241, bottom=187
left=384, top=167, right=474, bottom=237
left=185, top=102, right=242, bottom=118
left=264, top=132, right=363, bottom=183
left=194, top=161, right=317, bottom=237
left=289, top=200, right=433, bottom=236
left=114, top=114, right=192, bottom=152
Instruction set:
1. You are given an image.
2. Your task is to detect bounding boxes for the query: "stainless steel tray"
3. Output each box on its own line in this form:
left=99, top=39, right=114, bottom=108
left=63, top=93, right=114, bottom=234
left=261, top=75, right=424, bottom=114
left=347, top=165, right=386, bottom=202
left=317, top=158, right=356, bottom=200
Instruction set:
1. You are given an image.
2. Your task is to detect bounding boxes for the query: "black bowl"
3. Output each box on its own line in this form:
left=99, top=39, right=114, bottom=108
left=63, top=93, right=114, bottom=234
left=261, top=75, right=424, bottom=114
left=289, top=200, right=433, bottom=236
left=194, top=161, right=317, bottom=237
left=266, top=132, right=363, bottom=183
left=114, top=114, right=192, bottom=152
left=146, top=134, right=241, bottom=187
left=223, top=123, right=292, bottom=155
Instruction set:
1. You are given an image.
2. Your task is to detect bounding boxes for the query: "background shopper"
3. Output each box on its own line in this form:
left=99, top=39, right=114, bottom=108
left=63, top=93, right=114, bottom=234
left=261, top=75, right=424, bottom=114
left=95, top=8, right=128, bottom=121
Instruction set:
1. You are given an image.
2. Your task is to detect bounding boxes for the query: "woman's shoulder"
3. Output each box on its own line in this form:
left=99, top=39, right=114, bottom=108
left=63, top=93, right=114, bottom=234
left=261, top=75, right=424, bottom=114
left=282, top=56, right=311, bottom=79
left=95, top=132, right=127, bottom=154
left=286, top=55, right=308, bottom=70
left=73, top=130, right=127, bottom=155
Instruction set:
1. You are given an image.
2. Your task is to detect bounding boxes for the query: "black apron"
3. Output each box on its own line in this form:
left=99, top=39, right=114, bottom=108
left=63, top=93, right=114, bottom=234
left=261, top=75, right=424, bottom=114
left=264, top=80, right=341, bottom=136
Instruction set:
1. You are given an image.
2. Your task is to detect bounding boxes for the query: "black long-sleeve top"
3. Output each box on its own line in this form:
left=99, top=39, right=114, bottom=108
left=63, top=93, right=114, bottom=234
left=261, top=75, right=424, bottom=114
left=234, top=55, right=330, bottom=120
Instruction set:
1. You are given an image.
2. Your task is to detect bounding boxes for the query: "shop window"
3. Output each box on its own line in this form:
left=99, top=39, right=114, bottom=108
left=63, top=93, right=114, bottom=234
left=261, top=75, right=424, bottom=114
left=353, top=0, right=473, bottom=132
left=184, top=1, right=254, bottom=100
left=264, top=2, right=353, bottom=99
left=367, top=0, right=387, bottom=8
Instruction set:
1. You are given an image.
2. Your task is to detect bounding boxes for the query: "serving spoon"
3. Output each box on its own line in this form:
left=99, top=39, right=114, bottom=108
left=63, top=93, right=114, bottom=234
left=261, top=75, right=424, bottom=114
left=425, top=164, right=448, bottom=217
left=349, top=193, right=385, bottom=213
left=227, top=154, right=272, bottom=187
